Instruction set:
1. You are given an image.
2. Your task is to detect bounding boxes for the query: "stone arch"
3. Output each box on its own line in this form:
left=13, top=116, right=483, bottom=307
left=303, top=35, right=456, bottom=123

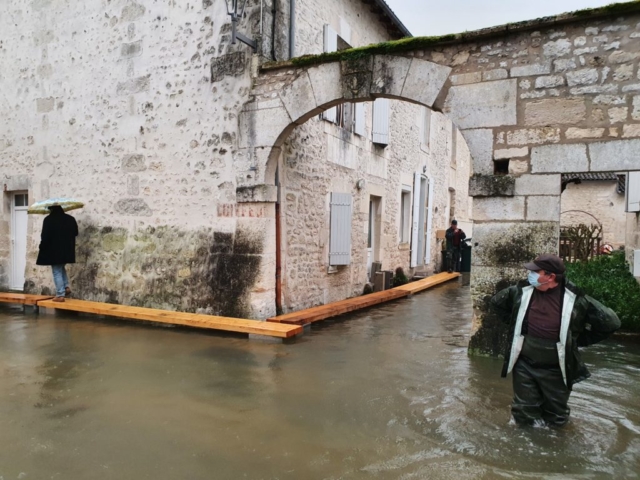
left=239, top=55, right=453, bottom=188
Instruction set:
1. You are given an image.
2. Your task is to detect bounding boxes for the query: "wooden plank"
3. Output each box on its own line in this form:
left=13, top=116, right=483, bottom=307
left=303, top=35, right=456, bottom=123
left=268, top=288, right=411, bottom=325
left=396, top=272, right=460, bottom=294
left=267, top=272, right=460, bottom=326
left=36, top=299, right=303, bottom=339
left=0, top=293, right=54, bottom=306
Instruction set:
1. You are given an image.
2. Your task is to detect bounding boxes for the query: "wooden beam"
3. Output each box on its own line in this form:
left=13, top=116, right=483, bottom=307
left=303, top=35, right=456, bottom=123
left=0, top=293, right=54, bottom=306
left=267, top=272, right=460, bottom=326
left=36, top=298, right=303, bottom=339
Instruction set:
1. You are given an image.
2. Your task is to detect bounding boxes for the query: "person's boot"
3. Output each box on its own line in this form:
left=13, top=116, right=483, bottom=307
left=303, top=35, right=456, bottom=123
left=65, top=286, right=71, bottom=297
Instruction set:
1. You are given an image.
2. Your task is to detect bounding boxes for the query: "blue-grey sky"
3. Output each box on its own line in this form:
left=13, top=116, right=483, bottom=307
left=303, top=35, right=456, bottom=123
left=385, top=0, right=617, bottom=36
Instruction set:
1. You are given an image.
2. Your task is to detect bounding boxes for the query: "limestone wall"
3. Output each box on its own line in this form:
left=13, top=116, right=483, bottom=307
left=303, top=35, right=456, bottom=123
left=0, top=0, right=275, bottom=317
left=279, top=104, right=472, bottom=312
left=295, top=0, right=391, bottom=55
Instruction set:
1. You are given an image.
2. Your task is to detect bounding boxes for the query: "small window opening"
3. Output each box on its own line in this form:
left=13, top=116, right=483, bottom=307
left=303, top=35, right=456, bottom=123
left=494, top=159, right=510, bottom=175
left=14, top=194, right=28, bottom=207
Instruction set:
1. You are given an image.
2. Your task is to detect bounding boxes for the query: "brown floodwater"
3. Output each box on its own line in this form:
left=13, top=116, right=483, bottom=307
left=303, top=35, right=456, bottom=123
left=0, top=282, right=638, bottom=479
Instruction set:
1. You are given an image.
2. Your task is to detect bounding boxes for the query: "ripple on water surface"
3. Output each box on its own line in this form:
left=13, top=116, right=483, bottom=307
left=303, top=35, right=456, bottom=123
left=0, top=283, right=638, bottom=479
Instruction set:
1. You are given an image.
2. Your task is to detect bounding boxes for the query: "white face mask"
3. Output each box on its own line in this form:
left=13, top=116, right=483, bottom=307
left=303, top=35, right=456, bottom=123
left=527, top=271, right=551, bottom=287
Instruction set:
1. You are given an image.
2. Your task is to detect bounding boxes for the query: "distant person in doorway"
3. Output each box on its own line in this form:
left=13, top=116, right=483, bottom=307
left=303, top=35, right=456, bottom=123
left=445, top=220, right=465, bottom=273
left=36, top=205, right=79, bottom=302
left=491, top=254, right=620, bottom=427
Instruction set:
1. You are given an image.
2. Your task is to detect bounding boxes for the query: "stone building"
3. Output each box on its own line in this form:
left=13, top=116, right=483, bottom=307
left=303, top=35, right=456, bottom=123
left=0, top=0, right=472, bottom=318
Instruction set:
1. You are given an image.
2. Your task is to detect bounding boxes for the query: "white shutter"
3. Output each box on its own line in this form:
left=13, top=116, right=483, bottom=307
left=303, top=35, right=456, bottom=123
left=329, top=192, right=352, bottom=265
left=626, top=171, right=640, bottom=212
left=422, top=108, right=431, bottom=147
left=424, top=177, right=434, bottom=265
left=354, top=103, right=365, bottom=136
left=322, top=25, right=338, bottom=123
left=410, top=172, right=421, bottom=268
left=417, top=177, right=427, bottom=265
left=372, top=98, right=390, bottom=146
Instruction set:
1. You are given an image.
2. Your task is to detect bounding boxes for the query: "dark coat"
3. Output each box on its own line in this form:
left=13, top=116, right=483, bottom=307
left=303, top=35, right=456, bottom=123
left=36, top=206, right=79, bottom=266
left=491, top=279, right=621, bottom=390
left=445, top=227, right=466, bottom=249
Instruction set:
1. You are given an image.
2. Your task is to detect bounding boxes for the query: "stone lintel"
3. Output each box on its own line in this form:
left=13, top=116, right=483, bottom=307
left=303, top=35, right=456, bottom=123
left=3, top=174, right=30, bottom=191
left=469, top=174, right=515, bottom=197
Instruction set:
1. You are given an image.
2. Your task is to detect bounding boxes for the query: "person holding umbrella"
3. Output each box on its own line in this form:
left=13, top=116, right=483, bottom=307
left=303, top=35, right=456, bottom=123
left=30, top=199, right=82, bottom=302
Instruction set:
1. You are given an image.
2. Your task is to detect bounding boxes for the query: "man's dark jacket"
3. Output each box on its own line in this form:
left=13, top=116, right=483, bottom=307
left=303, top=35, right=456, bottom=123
left=36, top=206, right=79, bottom=266
left=445, top=227, right=466, bottom=249
left=491, top=279, right=620, bottom=390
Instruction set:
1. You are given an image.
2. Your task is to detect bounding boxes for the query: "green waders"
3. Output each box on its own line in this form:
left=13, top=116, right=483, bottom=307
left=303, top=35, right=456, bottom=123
left=511, top=336, right=571, bottom=427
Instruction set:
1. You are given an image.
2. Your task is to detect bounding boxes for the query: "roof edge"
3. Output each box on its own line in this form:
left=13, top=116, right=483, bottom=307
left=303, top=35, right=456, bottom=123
left=371, top=0, right=412, bottom=38
left=263, top=0, right=640, bottom=70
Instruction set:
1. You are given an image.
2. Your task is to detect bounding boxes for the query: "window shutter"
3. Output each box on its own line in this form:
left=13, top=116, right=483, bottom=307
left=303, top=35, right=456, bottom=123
left=329, top=192, right=352, bottom=265
left=422, top=107, right=431, bottom=147
left=322, top=25, right=338, bottom=123
left=424, top=177, right=434, bottom=264
left=354, top=103, right=365, bottom=136
left=372, top=98, right=390, bottom=146
left=410, top=173, right=421, bottom=268
left=627, top=171, right=640, bottom=212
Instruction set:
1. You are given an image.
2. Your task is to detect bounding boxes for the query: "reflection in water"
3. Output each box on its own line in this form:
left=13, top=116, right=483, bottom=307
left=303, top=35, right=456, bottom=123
left=0, top=282, right=638, bottom=479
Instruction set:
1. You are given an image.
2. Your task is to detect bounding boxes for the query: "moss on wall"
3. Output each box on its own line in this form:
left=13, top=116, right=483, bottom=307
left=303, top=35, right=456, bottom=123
left=26, top=224, right=264, bottom=318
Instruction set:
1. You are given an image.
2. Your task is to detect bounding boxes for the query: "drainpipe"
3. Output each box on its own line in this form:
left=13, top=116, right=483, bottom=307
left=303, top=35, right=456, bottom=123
left=271, top=0, right=277, bottom=60
left=289, top=0, right=295, bottom=59
left=275, top=167, right=283, bottom=315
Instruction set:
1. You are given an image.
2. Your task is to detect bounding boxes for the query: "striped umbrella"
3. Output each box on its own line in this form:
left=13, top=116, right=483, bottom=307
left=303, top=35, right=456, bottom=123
left=28, top=198, right=85, bottom=214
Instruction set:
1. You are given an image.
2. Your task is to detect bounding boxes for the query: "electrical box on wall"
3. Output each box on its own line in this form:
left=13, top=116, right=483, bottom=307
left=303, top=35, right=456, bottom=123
left=634, top=250, right=640, bottom=277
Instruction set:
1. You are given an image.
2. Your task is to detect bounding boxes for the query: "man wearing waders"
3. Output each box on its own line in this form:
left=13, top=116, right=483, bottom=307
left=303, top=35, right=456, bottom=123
left=490, top=254, right=620, bottom=427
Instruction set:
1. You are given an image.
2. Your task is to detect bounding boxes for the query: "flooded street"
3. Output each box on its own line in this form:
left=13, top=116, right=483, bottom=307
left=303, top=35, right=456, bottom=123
left=0, top=282, right=638, bottom=479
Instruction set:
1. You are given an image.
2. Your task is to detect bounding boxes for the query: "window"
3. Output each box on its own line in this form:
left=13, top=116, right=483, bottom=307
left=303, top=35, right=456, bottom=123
left=321, top=24, right=365, bottom=136
left=400, top=187, right=412, bottom=243
left=329, top=192, right=353, bottom=265
left=14, top=194, right=28, bottom=207
left=494, top=159, right=509, bottom=175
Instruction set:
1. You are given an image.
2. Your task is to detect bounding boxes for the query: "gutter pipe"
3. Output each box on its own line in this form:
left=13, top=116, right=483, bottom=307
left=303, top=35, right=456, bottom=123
left=289, top=0, right=296, bottom=58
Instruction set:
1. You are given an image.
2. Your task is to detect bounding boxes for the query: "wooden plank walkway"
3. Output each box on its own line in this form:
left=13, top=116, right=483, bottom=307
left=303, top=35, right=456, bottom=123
left=395, top=271, right=461, bottom=294
left=267, top=272, right=461, bottom=326
left=36, top=298, right=303, bottom=339
left=0, top=292, right=54, bottom=305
